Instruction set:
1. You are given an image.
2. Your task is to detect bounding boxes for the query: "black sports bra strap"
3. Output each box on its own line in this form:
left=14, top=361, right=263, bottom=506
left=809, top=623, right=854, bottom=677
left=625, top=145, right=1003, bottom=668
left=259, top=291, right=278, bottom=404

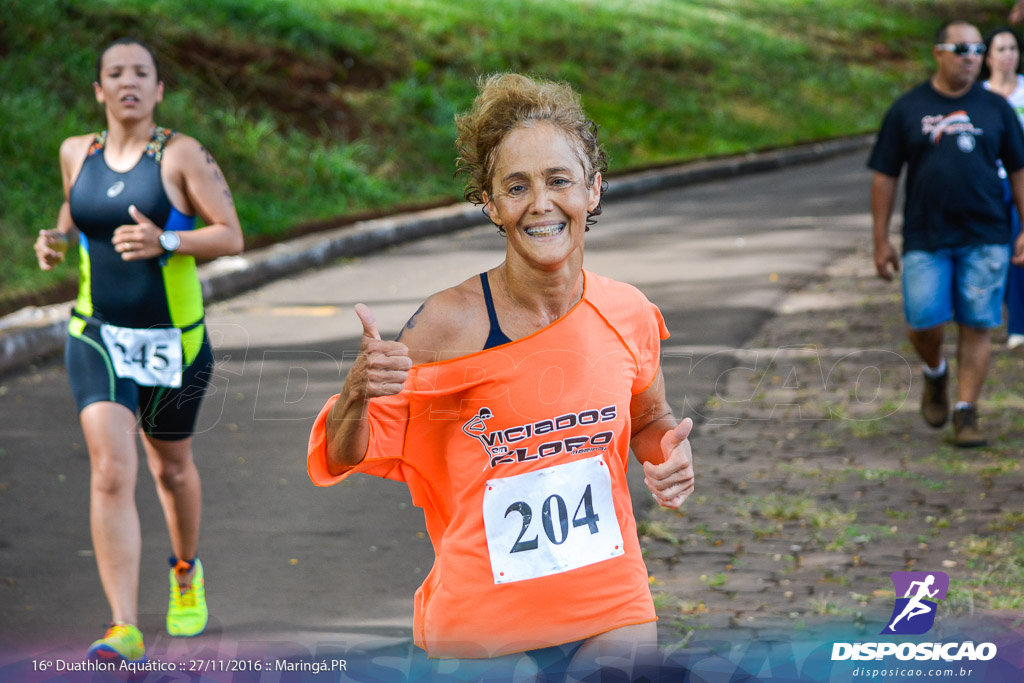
left=479, top=272, right=513, bottom=349
left=480, top=273, right=501, bottom=330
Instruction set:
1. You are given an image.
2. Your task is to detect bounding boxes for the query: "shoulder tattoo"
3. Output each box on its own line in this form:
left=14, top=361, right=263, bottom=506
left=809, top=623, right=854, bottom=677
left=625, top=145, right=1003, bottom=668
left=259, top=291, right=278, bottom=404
left=395, top=303, right=425, bottom=342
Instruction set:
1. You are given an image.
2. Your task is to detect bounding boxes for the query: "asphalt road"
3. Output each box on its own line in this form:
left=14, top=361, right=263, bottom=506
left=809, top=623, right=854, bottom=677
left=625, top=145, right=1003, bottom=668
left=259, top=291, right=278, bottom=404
left=0, top=151, right=874, bottom=670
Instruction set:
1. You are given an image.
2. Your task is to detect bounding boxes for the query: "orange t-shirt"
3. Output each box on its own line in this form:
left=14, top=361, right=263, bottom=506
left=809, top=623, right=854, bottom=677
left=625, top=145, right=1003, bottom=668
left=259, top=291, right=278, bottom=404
left=308, top=271, right=669, bottom=658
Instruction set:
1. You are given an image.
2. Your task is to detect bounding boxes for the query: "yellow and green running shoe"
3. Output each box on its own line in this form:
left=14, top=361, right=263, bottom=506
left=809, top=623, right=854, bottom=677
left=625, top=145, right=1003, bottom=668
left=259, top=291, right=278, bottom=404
left=87, top=623, right=146, bottom=664
left=167, top=557, right=208, bottom=636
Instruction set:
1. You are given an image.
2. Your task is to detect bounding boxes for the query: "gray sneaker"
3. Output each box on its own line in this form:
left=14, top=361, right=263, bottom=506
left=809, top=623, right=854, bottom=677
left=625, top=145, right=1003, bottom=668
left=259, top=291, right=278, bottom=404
left=921, top=369, right=949, bottom=428
left=953, top=405, right=986, bottom=448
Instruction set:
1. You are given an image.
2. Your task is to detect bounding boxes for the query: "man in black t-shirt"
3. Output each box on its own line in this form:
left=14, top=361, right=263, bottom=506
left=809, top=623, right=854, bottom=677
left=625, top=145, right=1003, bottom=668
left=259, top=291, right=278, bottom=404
left=868, top=19, right=1024, bottom=447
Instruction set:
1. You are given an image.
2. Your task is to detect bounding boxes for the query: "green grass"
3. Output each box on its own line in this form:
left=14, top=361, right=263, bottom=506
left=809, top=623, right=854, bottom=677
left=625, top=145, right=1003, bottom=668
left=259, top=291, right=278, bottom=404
left=990, top=512, right=1024, bottom=533
left=637, top=519, right=682, bottom=545
left=700, top=572, right=729, bottom=589
left=652, top=592, right=676, bottom=610
left=808, top=593, right=855, bottom=616
left=1, top=0, right=1009, bottom=311
left=845, top=468, right=948, bottom=490
left=825, top=524, right=896, bottom=551
left=741, top=492, right=856, bottom=528
left=947, top=533, right=1024, bottom=612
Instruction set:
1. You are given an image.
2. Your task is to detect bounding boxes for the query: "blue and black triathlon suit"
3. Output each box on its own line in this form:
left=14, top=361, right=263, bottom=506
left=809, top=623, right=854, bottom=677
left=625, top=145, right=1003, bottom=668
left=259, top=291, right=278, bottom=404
left=66, top=127, right=213, bottom=440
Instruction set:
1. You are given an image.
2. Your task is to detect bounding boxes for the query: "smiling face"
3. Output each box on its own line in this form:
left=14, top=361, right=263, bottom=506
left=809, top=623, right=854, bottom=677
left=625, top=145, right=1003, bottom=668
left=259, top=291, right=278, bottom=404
left=93, top=43, right=164, bottom=122
left=987, top=31, right=1020, bottom=78
left=482, top=122, right=601, bottom=270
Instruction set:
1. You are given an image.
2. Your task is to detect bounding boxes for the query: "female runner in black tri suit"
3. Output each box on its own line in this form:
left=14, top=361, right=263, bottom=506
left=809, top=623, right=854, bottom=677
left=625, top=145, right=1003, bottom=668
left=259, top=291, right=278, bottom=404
left=34, top=37, right=243, bottom=663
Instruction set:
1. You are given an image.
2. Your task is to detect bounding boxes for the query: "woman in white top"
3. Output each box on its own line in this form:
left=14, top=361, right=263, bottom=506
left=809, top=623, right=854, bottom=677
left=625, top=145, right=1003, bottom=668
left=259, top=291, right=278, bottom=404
left=981, top=26, right=1024, bottom=348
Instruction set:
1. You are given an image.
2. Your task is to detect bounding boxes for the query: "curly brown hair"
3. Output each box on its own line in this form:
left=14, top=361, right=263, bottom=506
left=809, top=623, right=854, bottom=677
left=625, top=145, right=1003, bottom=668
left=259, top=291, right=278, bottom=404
left=454, top=73, right=608, bottom=231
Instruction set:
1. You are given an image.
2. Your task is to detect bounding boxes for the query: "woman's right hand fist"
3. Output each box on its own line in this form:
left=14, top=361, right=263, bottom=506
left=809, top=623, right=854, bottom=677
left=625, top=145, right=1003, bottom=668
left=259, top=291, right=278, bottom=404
left=35, top=229, right=69, bottom=271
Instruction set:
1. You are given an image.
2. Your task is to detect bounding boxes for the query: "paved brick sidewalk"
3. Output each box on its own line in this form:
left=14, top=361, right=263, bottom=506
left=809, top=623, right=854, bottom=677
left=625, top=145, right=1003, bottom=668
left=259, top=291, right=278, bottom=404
left=642, top=242, right=1024, bottom=647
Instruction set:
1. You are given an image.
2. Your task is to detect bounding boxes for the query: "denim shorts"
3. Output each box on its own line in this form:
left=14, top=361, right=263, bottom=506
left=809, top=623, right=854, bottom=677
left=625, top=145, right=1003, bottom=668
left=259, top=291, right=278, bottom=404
left=902, top=244, right=1010, bottom=330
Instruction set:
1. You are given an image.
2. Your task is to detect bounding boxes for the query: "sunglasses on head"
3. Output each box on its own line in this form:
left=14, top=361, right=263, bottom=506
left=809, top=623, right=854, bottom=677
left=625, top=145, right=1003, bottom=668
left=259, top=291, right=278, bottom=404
left=935, top=42, right=986, bottom=56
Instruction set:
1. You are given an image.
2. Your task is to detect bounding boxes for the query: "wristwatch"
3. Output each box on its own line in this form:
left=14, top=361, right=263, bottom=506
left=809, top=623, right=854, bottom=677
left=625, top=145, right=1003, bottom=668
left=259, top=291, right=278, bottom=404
left=158, top=230, right=181, bottom=255
left=158, top=230, right=181, bottom=266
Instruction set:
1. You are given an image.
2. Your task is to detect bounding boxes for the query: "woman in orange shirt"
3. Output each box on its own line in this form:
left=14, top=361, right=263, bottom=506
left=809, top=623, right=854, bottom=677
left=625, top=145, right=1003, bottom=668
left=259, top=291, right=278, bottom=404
left=308, top=73, right=694, bottom=674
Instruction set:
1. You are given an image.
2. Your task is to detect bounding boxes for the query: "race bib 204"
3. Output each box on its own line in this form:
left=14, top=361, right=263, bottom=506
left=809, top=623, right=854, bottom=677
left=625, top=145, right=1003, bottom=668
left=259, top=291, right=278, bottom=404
left=482, top=455, right=624, bottom=584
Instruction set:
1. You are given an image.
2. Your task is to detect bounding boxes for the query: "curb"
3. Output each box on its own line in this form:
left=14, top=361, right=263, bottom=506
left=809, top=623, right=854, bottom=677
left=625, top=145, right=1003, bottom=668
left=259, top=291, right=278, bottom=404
left=0, top=134, right=873, bottom=376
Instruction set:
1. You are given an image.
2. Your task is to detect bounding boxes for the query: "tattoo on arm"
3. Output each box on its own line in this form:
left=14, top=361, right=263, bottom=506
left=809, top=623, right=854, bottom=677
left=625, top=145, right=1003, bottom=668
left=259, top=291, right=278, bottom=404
left=395, top=304, right=425, bottom=342
left=199, top=144, right=234, bottom=204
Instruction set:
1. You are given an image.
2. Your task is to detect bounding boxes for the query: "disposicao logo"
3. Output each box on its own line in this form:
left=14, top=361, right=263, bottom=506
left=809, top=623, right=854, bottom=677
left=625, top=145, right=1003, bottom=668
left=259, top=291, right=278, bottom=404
left=831, top=570, right=998, bottom=663
left=882, top=571, right=948, bottom=635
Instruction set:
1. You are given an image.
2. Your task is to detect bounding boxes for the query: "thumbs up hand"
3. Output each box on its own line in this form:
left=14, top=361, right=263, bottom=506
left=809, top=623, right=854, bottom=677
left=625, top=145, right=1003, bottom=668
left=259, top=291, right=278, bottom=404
left=113, top=204, right=161, bottom=261
left=350, top=303, right=413, bottom=399
left=642, top=418, right=695, bottom=509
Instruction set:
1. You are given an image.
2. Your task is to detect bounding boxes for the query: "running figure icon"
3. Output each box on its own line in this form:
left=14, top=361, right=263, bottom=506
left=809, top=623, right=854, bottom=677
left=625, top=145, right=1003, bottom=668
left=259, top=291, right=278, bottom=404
left=888, top=574, right=939, bottom=631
